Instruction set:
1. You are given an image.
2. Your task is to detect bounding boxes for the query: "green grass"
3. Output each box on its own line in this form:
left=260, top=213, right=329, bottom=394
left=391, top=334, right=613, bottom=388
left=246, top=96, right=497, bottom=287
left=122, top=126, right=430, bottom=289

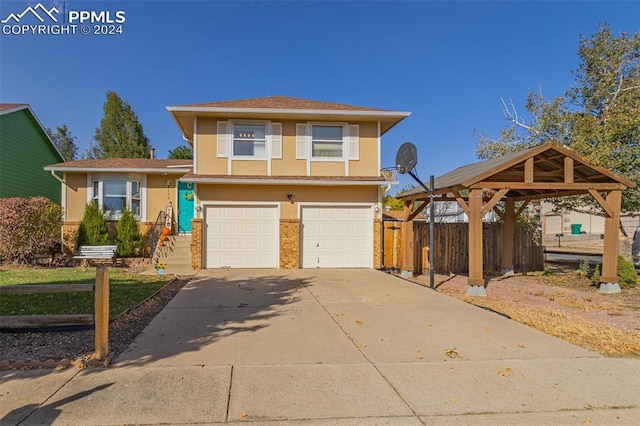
left=0, top=267, right=172, bottom=318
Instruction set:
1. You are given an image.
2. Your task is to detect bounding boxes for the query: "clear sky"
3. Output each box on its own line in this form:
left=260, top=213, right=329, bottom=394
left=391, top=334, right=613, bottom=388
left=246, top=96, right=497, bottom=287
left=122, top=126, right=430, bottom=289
left=1, top=0, right=638, bottom=192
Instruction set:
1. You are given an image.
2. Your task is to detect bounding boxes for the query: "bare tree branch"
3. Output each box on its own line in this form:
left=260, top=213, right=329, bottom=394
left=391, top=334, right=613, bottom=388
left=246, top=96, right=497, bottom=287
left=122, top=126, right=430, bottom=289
left=501, top=97, right=533, bottom=131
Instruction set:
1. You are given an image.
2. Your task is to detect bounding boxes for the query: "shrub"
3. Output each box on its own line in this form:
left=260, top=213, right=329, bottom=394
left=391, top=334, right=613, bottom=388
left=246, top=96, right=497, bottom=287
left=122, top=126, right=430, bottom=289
left=116, top=207, right=142, bottom=257
left=0, top=197, right=62, bottom=263
left=77, top=202, right=109, bottom=246
left=617, top=256, right=637, bottom=288
left=590, top=257, right=636, bottom=289
left=591, top=265, right=600, bottom=286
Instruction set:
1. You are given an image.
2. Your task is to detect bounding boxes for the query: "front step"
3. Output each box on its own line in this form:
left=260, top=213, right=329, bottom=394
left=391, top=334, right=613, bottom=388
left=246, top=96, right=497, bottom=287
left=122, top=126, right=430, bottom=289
left=152, top=235, right=193, bottom=274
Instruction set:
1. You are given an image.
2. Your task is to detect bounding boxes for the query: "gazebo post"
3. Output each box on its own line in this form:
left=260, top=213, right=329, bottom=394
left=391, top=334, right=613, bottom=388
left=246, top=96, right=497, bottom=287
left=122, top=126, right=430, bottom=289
left=599, top=190, right=622, bottom=293
left=467, top=189, right=486, bottom=296
left=501, top=198, right=516, bottom=274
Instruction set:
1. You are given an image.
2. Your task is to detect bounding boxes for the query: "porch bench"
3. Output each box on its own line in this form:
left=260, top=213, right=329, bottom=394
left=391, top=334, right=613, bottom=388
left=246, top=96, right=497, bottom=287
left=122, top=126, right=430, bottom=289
left=74, top=245, right=118, bottom=265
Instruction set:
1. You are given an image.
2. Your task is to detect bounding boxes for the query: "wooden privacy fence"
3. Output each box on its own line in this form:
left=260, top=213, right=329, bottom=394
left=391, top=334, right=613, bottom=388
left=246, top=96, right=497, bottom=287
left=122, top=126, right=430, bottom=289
left=382, top=221, right=543, bottom=275
left=0, top=266, right=110, bottom=360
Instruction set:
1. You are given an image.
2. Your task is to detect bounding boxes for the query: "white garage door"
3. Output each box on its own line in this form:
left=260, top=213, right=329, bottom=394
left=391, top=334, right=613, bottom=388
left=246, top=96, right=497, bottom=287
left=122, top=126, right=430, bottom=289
left=544, top=215, right=563, bottom=235
left=302, top=206, right=372, bottom=268
left=206, top=205, right=278, bottom=268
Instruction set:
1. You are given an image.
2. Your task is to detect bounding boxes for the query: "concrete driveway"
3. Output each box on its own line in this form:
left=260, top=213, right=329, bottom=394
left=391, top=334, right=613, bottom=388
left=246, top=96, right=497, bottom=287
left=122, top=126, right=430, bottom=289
left=2, top=269, right=639, bottom=425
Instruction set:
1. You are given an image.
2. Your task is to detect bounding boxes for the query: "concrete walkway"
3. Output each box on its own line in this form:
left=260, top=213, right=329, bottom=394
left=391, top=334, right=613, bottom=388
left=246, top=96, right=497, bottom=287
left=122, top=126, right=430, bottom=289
left=2, top=269, right=639, bottom=425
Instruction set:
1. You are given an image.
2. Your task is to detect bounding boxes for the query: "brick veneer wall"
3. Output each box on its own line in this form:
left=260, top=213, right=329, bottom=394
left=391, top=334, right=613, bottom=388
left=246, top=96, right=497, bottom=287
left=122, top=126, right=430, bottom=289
left=61, top=221, right=155, bottom=256
left=191, top=218, right=203, bottom=270
left=373, top=219, right=382, bottom=269
left=280, top=219, right=300, bottom=269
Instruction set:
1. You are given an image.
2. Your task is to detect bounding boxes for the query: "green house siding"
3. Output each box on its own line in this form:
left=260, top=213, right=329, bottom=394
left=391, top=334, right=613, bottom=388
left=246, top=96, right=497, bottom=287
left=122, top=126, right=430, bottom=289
left=0, top=108, right=63, bottom=204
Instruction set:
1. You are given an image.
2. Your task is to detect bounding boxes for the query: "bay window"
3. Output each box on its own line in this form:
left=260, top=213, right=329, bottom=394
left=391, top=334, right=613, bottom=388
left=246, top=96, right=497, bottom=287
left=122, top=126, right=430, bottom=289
left=92, top=179, right=142, bottom=219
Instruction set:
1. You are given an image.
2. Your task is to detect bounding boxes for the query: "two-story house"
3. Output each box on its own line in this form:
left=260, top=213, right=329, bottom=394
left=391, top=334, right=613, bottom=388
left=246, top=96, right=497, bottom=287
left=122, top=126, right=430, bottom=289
left=46, top=96, right=410, bottom=269
left=1, top=104, right=65, bottom=203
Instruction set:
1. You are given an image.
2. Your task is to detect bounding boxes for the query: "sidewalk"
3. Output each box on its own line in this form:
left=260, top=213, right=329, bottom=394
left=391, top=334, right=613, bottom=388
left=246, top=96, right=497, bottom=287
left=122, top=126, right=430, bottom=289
left=2, top=269, right=638, bottom=425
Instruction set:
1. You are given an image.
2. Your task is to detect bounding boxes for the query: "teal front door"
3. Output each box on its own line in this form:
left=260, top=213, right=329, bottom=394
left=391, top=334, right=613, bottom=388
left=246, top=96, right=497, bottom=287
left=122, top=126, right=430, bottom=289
left=177, top=181, right=195, bottom=233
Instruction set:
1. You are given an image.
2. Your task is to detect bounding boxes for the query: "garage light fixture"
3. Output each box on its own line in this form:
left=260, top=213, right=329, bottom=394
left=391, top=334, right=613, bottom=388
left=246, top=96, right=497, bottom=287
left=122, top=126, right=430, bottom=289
left=285, top=193, right=295, bottom=203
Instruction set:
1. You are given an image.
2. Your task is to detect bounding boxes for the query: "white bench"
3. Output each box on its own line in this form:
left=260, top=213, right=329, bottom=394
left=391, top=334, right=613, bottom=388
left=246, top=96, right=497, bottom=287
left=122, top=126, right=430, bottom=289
left=75, top=245, right=117, bottom=265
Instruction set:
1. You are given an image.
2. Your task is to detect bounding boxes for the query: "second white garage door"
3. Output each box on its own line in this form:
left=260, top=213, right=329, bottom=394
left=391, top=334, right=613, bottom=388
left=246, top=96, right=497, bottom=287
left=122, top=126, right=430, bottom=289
left=205, top=205, right=278, bottom=268
left=301, top=206, right=372, bottom=268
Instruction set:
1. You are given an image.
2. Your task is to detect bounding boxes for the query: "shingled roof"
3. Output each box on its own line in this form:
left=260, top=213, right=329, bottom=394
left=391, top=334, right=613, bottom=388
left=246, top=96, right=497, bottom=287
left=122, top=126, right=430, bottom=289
left=173, top=96, right=387, bottom=112
left=45, top=158, right=192, bottom=172
left=167, top=95, right=410, bottom=140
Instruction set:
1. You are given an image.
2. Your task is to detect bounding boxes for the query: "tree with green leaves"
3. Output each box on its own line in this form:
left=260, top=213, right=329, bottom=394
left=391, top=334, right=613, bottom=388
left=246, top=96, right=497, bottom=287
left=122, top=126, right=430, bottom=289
left=168, top=144, right=193, bottom=159
left=89, top=90, right=150, bottom=158
left=47, top=124, right=78, bottom=161
left=474, top=24, right=640, bottom=213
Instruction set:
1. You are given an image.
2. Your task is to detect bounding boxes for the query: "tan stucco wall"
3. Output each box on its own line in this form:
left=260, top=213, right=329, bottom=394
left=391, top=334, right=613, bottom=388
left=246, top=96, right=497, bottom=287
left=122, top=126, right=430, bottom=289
left=196, top=184, right=378, bottom=220
left=349, top=122, right=379, bottom=176
left=147, top=174, right=177, bottom=224
left=196, top=118, right=228, bottom=175
left=194, top=118, right=380, bottom=178
left=272, top=121, right=307, bottom=176
left=63, top=172, right=178, bottom=224
left=231, top=160, right=268, bottom=175
left=310, top=162, right=346, bottom=177
left=64, top=172, right=88, bottom=221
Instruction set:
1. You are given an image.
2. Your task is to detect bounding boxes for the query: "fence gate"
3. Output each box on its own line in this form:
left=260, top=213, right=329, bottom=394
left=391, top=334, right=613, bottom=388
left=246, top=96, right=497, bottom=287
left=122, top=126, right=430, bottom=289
left=382, top=221, right=402, bottom=272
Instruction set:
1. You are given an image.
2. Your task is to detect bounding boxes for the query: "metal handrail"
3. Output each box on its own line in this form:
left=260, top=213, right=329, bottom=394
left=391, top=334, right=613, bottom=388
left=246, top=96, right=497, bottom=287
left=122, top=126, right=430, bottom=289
left=149, top=210, right=166, bottom=260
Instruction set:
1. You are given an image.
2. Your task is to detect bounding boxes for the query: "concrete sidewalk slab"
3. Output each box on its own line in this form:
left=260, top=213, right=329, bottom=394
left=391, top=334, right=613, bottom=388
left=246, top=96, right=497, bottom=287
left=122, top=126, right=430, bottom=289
left=377, top=358, right=640, bottom=416
left=420, top=408, right=640, bottom=425
left=0, top=369, right=78, bottom=425
left=228, top=364, right=413, bottom=422
left=23, top=366, right=231, bottom=425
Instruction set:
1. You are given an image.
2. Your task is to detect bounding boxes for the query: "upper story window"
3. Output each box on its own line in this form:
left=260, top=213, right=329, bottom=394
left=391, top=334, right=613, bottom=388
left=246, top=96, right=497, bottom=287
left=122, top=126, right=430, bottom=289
left=92, top=179, right=141, bottom=219
left=233, top=124, right=267, bottom=157
left=312, top=125, right=343, bottom=158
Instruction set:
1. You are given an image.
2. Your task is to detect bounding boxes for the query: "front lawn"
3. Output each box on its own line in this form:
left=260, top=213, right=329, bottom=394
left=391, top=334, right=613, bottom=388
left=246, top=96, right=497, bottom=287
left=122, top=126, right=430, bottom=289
left=0, top=267, right=171, bottom=318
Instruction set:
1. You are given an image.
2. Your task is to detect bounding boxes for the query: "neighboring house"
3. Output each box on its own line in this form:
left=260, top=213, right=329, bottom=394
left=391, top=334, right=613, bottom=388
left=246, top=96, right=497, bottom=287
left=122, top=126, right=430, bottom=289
left=383, top=202, right=498, bottom=222
left=0, top=104, right=64, bottom=203
left=47, top=96, right=410, bottom=269
left=541, top=201, right=639, bottom=237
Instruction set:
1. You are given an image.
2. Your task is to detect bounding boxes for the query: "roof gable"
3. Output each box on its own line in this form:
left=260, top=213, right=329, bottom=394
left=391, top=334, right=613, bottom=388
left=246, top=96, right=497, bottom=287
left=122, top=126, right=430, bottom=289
left=0, top=103, right=64, bottom=162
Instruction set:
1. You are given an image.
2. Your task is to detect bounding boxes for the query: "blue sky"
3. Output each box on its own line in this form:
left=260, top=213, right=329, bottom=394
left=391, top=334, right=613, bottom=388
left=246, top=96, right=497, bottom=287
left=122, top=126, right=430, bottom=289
left=1, top=0, right=638, bottom=192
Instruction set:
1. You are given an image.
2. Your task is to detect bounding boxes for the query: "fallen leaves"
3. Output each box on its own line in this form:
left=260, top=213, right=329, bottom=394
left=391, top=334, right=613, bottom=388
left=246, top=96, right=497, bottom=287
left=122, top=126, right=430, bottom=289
left=498, top=367, right=514, bottom=377
left=444, top=348, right=459, bottom=358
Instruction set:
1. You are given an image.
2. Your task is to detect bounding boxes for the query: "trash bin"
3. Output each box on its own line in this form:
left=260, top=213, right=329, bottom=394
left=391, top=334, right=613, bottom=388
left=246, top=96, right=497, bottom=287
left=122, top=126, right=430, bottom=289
left=570, top=224, right=582, bottom=235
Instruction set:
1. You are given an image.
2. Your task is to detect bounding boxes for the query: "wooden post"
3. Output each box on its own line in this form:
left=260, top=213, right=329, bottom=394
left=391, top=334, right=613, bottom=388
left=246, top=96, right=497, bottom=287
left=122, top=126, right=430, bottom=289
left=94, top=266, right=110, bottom=360
left=600, top=190, right=621, bottom=293
left=467, top=189, right=486, bottom=295
left=401, top=219, right=414, bottom=277
left=501, top=198, right=515, bottom=273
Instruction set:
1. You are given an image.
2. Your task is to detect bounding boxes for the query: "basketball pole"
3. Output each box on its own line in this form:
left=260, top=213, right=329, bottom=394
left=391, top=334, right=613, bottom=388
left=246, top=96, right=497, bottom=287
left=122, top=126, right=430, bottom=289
left=406, top=171, right=436, bottom=290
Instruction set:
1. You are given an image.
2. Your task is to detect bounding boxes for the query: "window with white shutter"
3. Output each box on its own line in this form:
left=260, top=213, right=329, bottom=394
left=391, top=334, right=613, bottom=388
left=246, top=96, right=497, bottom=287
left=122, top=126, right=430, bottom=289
left=296, top=123, right=307, bottom=159
left=348, top=124, right=359, bottom=160
left=271, top=123, right=282, bottom=159
left=217, top=121, right=228, bottom=158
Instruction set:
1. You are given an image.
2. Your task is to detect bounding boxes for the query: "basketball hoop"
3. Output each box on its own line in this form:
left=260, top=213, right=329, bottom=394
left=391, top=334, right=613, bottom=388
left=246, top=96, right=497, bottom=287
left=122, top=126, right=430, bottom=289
left=380, top=167, right=399, bottom=194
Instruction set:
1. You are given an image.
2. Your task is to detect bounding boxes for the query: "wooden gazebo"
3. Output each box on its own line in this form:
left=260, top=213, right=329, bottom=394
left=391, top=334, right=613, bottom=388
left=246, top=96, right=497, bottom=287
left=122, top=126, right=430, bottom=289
left=397, top=142, right=635, bottom=295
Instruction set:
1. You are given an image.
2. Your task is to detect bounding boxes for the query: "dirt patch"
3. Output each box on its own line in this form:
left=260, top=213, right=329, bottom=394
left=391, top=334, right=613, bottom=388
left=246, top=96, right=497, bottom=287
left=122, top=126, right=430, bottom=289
left=410, top=272, right=640, bottom=357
